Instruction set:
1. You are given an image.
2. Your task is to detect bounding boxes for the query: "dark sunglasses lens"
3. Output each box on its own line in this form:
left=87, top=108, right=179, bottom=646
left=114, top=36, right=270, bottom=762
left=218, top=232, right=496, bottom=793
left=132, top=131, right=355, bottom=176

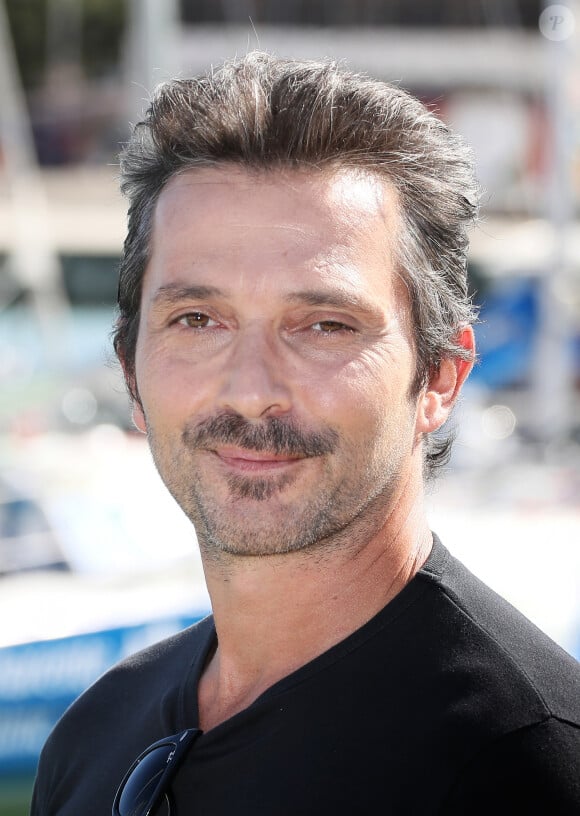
left=117, top=744, right=173, bottom=816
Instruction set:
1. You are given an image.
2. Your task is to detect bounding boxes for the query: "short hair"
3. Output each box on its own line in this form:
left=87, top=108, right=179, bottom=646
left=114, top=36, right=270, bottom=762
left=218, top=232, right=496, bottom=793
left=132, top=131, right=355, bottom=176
left=115, top=51, right=479, bottom=477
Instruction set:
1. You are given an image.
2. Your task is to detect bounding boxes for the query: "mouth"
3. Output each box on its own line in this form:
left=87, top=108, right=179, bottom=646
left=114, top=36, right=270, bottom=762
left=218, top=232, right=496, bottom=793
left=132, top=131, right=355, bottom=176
left=211, top=446, right=305, bottom=473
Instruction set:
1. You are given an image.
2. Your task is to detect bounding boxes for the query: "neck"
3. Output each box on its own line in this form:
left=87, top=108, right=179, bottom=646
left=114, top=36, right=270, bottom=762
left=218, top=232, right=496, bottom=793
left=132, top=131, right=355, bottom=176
left=197, top=469, right=432, bottom=731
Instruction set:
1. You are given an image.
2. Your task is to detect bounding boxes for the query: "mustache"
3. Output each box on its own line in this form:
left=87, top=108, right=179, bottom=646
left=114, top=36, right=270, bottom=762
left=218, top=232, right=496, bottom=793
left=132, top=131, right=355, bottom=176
left=183, top=411, right=338, bottom=457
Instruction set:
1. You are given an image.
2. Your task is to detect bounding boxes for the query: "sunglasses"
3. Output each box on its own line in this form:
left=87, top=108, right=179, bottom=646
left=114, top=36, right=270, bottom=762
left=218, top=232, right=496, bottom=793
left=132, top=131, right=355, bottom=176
left=112, top=728, right=202, bottom=816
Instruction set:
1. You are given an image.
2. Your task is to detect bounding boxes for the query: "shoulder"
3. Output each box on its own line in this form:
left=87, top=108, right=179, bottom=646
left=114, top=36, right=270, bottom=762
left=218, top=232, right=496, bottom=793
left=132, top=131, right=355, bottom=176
left=414, top=540, right=580, bottom=810
left=67, top=614, right=214, bottom=722
left=422, top=538, right=580, bottom=718
left=439, top=716, right=580, bottom=813
left=31, top=615, right=214, bottom=816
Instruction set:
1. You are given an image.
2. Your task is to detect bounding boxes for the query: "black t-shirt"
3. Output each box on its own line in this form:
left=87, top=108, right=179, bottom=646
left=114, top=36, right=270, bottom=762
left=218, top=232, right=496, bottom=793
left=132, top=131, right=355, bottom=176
left=31, top=537, right=580, bottom=814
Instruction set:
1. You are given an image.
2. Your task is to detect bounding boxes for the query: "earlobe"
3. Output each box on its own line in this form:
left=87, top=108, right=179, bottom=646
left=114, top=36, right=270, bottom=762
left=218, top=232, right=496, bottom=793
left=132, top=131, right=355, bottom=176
left=131, top=403, right=147, bottom=434
left=116, top=350, right=146, bottom=434
left=417, top=327, right=475, bottom=434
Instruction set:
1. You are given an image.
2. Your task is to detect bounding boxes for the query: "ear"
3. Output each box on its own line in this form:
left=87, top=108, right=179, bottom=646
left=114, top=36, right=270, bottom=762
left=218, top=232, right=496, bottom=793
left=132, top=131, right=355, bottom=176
left=131, top=402, right=147, bottom=434
left=117, top=349, right=147, bottom=435
left=416, top=327, right=475, bottom=435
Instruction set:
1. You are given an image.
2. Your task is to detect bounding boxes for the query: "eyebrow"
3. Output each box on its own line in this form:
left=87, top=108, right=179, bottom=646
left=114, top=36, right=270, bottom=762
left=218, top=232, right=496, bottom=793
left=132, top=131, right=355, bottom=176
left=150, top=284, right=225, bottom=309
left=149, top=283, right=383, bottom=319
left=284, top=289, right=383, bottom=318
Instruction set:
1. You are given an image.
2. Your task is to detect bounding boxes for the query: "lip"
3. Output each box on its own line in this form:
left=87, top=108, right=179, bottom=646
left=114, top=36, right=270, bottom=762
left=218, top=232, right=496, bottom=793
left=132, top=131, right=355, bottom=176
left=211, top=446, right=304, bottom=472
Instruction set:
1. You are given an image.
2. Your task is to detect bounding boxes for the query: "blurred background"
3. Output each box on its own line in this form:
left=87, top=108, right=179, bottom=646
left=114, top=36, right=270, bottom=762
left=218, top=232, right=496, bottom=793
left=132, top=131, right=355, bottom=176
left=0, top=1, right=579, bottom=812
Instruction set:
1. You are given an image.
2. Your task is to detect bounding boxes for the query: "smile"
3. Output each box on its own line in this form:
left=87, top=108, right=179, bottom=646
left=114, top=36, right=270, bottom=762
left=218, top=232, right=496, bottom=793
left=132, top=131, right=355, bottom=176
left=212, top=447, right=305, bottom=473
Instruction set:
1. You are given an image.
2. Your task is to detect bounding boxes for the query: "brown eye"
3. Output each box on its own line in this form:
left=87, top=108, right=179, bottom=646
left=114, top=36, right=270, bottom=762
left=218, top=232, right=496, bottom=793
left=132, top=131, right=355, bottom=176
left=179, top=312, right=215, bottom=328
left=313, top=320, right=350, bottom=333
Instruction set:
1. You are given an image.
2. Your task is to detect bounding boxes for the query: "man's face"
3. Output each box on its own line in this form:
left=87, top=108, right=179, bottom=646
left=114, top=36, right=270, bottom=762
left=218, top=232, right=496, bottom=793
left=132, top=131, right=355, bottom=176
left=132, top=166, right=425, bottom=558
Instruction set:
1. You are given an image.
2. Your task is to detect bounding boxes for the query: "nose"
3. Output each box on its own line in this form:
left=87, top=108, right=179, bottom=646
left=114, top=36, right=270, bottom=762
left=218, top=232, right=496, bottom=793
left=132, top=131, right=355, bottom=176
left=217, top=325, right=293, bottom=419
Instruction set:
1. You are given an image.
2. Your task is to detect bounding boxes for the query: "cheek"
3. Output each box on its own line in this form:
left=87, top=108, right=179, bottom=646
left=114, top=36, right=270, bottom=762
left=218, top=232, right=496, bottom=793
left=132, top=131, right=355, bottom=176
left=315, top=355, right=414, bottom=442
left=135, top=344, right=211, bottom=426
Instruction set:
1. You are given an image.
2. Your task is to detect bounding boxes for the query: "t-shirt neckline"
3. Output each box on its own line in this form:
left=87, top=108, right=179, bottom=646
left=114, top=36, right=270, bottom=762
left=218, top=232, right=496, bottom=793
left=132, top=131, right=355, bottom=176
left=179, top=534, right=447, bottom=735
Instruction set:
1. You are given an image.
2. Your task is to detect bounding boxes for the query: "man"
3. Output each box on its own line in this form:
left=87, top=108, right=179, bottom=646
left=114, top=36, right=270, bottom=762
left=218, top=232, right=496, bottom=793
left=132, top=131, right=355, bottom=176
left=32, top=52, right=579, bottom=815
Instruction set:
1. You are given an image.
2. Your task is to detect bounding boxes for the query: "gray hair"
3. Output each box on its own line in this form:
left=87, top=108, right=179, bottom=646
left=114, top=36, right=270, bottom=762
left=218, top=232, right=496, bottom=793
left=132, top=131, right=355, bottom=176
left=115, top=51, right=479, bottom=477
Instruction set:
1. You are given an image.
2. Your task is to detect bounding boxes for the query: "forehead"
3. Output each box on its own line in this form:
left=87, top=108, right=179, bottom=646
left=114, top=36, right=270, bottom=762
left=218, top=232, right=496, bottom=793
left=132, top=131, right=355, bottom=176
left=152, top=164, right=399, bottom=247
left=144, top=165, right=405, bottom=312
